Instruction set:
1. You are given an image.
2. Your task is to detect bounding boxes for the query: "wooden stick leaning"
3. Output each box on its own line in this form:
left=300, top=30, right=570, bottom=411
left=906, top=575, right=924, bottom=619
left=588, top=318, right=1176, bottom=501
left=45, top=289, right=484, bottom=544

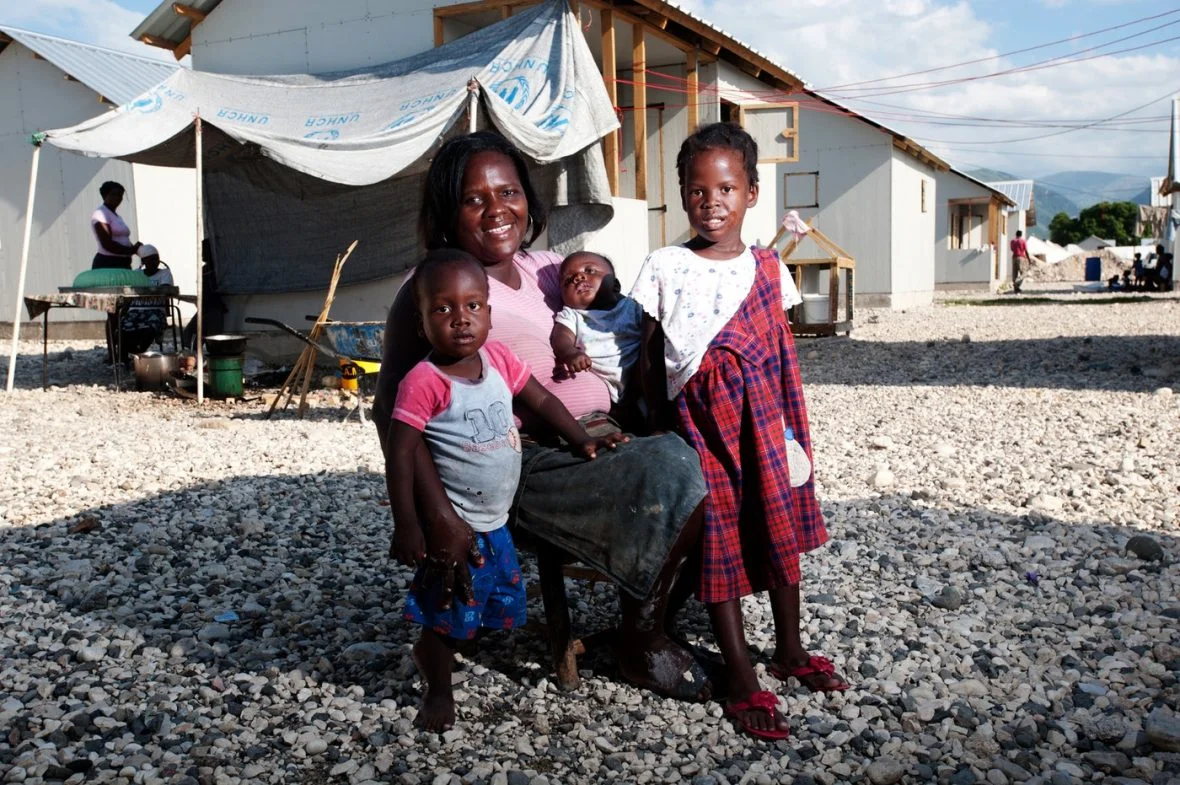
left=265, top=240, right=358, bottom=419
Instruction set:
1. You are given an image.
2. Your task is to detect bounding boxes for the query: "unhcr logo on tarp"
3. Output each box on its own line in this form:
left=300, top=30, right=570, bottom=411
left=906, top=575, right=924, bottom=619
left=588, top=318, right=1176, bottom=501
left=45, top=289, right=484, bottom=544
left=305, top=113, right=361, bottom=129
left=305, top=130, right=340, bottom=141
left=491, top=77, right=530, bottom=111
left=124, top=85, right=185, bottom=115
left=216, top=108, right=270, bottom=125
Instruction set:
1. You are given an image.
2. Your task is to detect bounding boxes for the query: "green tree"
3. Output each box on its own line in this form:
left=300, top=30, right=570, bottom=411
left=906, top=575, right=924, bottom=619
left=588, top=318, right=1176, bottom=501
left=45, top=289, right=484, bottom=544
left=1075, top=201, right=1139, bottom=246
left=1049, top=212, right=1080, bottom=245
left=1047, top=202, right=1140, bottom=246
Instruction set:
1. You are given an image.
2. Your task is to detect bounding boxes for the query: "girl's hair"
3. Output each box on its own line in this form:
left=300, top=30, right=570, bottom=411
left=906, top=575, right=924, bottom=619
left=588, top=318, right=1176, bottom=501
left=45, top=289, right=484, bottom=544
left=99, top=181, right=125, bottom=198
left=419, top=132, right=547, bottom=251
left=411, top=248, right=488, bottom=306
left=676, top=122, right=759, bottom=189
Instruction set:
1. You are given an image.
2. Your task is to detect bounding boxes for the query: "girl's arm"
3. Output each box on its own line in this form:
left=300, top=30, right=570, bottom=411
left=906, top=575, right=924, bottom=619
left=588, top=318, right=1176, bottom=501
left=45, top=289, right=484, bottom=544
left=93, top=222, right=139, bottom=256
left=640, top=314, right=675, bottom=432
left=516, top=376, right=627, bottom=458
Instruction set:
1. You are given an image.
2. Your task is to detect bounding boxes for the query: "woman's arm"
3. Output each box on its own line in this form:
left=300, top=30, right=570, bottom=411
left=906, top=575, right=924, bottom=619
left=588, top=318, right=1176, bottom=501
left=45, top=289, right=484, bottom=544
left=640, top=314, right=675, bottom=432
left=93, top=222, right=139, bottom=256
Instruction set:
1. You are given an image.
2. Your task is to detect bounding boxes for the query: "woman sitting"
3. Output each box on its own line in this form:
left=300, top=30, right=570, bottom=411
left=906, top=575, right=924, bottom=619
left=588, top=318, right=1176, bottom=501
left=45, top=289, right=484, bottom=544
left=374, top=132, right=711, bottom=703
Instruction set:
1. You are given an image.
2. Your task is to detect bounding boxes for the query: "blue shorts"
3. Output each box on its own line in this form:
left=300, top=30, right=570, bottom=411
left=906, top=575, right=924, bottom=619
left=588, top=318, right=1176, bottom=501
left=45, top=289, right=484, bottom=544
left=404, top=526, right=526, bottom=640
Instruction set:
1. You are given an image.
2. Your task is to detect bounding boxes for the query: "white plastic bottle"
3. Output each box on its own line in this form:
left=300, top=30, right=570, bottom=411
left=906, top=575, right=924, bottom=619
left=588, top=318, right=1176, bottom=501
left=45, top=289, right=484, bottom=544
left=784, top=426, right=812, bottom=488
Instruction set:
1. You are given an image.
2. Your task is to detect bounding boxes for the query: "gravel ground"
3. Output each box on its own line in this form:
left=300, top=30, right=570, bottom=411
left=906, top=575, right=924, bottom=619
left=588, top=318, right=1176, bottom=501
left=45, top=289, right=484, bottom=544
left=1, top=286, right=1178, bottom=785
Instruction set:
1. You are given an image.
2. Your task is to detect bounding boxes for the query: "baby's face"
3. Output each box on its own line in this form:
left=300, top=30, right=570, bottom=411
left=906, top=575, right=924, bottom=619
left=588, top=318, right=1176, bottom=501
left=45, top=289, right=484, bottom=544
left=560, top=253, right=615, bottom=310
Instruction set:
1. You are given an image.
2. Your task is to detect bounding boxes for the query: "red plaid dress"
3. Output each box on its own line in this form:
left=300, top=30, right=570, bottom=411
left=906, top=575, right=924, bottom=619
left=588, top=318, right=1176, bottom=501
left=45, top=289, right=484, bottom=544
left=675, top=247, right=827, bottom=603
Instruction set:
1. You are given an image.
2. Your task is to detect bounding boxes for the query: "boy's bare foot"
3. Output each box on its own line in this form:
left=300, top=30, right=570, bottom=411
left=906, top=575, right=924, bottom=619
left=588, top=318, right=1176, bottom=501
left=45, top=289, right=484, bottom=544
left=412, top=636, right=456, bottom=731
left=617, top=635, right=712, bottom=702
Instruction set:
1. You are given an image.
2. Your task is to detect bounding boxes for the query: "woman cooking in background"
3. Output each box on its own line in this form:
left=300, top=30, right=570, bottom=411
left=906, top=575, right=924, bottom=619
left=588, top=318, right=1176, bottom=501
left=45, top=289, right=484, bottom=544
left=90, top=181, right=142, bottom=269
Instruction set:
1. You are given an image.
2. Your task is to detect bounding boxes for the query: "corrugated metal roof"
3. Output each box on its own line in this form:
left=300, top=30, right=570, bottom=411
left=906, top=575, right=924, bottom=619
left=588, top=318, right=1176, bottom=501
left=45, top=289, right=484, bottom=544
left=0, top=26, right=179, bottom=105
left=986, top=180, right=1034, bottom=211
left=653, top=0, right=805, bottom=85
left=130, top=0, right=222, bottom=50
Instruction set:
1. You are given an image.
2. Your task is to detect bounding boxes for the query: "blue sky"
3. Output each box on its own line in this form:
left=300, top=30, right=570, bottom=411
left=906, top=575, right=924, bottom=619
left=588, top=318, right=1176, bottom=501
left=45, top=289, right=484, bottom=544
left=3, top=0, right=1176, bottom=179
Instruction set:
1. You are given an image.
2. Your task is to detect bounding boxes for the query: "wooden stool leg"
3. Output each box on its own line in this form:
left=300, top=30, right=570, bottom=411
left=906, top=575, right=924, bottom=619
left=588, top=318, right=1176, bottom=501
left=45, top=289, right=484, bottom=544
left=536, top=544, right=579, bottom=691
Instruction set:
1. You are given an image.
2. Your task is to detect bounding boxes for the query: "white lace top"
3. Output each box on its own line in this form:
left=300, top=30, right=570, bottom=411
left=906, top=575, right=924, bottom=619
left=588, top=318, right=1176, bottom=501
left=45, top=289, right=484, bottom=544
left=630, top=245, right=802, bottom=399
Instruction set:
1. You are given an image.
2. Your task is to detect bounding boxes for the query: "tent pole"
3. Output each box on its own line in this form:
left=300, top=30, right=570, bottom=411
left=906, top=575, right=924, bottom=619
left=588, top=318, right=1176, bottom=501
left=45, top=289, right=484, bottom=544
left=195, top=114, right=205, bottom=404
left=5, top=139, right=43, bottom=394
left=467, top=79, right=478, bottom=134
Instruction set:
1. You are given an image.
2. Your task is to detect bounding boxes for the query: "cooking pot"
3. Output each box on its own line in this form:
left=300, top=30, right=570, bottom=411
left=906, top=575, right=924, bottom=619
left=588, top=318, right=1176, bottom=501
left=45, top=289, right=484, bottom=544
left=204, top=334, right=247, bottom=357
left=131, top=352, right=178, bottom=392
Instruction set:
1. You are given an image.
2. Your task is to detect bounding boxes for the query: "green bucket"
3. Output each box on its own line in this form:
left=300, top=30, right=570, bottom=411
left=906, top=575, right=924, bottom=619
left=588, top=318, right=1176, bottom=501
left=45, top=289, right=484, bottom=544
left=207, top=354, right=244, bottom=399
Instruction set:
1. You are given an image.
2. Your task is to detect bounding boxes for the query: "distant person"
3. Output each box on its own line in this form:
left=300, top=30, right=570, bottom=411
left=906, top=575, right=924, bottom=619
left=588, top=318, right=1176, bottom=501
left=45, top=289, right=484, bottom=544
left=1009, top=230, right=1029, bottom=294
left=1148, top=244, right=1174, bottom=292
left=90, top=181, right=142, bottom=270
left=1132, top=253, right=1145, bottom=289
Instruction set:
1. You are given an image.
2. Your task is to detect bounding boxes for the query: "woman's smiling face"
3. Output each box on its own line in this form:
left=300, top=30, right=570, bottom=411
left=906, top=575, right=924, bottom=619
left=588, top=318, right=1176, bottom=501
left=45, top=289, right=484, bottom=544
left=454, top=151, right=529, bottom=266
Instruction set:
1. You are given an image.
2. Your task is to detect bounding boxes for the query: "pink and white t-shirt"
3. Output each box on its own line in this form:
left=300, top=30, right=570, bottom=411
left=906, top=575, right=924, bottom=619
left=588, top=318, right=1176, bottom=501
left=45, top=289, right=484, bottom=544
left=91, top=205, right=131, bottom=257
left=486, top=251, right=612, bottom=426
left=393, top=341, right=530, bottom=532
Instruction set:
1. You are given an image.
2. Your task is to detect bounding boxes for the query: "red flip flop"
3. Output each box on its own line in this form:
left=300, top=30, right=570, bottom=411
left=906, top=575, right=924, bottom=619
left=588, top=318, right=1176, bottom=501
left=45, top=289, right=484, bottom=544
left=723, top=690, right=791, bottom=741
left=768, top=655, right=850, bottom=693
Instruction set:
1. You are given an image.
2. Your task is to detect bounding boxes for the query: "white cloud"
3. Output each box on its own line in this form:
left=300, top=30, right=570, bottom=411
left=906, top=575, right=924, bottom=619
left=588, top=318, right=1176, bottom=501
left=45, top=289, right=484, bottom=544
left=679, top=0, right=1176, bottom=177
left=0, top=0, right=172, bottom=61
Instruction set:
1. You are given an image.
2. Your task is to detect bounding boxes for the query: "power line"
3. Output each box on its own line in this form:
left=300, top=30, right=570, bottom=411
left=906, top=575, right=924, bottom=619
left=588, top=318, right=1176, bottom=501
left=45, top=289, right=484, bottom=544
left=814, top=7, right=1180, bottom=91
left=828, top=31, right=1180, bottom=99
left=911, top=86, right=1180, bottom=144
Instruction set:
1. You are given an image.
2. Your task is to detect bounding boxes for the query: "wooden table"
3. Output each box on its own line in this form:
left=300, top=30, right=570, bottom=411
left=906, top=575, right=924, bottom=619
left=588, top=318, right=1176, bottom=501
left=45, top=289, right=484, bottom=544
left=23, top=287, right=194, bottom=389
left=786, top=256, right=855, bottom=337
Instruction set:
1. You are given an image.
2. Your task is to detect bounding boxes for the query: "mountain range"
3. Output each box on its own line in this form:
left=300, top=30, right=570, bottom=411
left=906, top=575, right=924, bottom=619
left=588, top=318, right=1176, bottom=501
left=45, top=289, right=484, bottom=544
left=965, top=168, right=1156, bottom=240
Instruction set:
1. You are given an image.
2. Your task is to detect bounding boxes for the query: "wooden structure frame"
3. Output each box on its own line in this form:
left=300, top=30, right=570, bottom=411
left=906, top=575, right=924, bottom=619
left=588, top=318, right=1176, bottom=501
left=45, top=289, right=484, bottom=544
left=737, top=101, right=799, bottom=163
left=770, top=219, right=855, bottom=337
left=431, top=0, right=807, bottom=204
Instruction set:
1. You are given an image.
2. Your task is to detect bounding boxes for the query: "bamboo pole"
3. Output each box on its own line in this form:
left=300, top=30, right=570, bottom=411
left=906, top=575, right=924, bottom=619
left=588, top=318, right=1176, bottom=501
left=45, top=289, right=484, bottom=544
left=5, top=140, right=42, bottom=393
left=265, top=241, right=357, bottom=419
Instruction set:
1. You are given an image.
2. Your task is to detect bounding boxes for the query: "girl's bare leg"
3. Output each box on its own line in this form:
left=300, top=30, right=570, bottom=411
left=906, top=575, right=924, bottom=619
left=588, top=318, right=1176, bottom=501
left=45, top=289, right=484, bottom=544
left=709, top=599, right=789, bottom=734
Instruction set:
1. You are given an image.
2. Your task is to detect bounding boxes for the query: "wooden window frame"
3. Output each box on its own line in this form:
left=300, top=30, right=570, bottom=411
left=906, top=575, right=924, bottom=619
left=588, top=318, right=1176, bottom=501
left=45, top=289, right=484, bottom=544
left=737, top=101, right=799, bottom=163
left=783, top=171, right=819, bottom=210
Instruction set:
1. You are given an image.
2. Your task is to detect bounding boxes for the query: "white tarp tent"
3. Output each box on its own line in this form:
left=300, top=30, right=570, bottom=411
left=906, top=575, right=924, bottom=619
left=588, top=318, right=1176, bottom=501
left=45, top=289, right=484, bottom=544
left=46, top=0, right=616, bottom=185
left=7, top=0, right=619, bottom=399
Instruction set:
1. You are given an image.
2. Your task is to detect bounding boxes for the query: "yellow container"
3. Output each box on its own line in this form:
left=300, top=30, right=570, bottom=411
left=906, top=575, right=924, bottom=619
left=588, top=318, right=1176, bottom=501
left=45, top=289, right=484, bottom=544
left=339, top=359, right=359, bottom=391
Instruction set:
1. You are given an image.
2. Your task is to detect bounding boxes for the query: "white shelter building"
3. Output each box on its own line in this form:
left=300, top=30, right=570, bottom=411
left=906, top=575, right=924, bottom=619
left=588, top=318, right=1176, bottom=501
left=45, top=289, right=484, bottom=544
left=126, top=0, right=1009, bottom=325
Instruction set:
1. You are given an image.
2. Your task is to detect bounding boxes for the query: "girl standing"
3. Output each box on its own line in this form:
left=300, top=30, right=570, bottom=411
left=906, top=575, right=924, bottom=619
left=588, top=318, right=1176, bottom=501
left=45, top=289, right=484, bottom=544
left=633, top=122, right=848, bottom=741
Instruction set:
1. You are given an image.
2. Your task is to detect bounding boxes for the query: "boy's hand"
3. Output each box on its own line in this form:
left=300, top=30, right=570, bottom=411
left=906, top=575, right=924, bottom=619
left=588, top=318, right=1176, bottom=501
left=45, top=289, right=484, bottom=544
left=558, top=350, right=592, bottom=375
left=422, top=513, right=485, bottom=610
left=575, top=432, right=629, bottom=460
left=389, top=520, right=426, bottom=567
